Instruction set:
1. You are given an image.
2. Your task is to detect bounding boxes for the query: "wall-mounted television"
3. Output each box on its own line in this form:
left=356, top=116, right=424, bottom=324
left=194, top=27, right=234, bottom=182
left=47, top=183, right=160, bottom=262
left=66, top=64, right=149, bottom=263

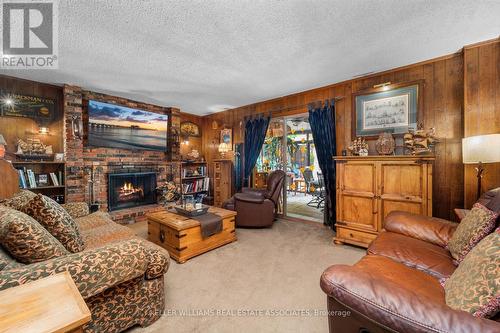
left=87, top=100, right=168, bottom=151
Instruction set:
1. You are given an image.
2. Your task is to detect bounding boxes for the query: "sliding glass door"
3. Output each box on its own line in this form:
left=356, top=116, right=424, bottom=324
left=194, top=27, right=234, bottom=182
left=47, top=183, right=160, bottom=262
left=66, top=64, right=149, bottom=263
left=253, top=114, right=323, bottom=222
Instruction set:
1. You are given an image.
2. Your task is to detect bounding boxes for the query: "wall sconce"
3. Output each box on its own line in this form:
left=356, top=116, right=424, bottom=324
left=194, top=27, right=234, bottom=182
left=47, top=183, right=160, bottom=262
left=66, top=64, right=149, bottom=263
left=218, top=142, right=230, bottom=158
left=0, top=134, right=6, bottom=159
left=38, top=126, right=50, bottom=135
left=181, top=135, right=189, bottom=145
left=373, top=81, right=392, bottom=91
left=212, top=120, right=218, bottom=130
left=71, top=114, right=83, bottom=140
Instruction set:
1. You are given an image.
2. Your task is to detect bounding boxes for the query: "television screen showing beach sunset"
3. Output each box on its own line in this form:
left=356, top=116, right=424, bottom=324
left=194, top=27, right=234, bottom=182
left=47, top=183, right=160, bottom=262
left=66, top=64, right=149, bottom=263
left=88, top=100, right=168, bottom=151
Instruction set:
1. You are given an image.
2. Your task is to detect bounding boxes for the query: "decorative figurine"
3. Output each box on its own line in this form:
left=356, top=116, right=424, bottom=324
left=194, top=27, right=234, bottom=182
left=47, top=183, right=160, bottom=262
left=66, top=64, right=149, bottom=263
left=187, top=149, right=200, bottom=161
left=347, top=137, right=369, bottom=156
left=375, top=132, right=395, bottom=155
left=157, top=181, right=181, bottom=207
left=404, top=124, right=438, bottom=155
left=15, top=138, right=54, bottom=160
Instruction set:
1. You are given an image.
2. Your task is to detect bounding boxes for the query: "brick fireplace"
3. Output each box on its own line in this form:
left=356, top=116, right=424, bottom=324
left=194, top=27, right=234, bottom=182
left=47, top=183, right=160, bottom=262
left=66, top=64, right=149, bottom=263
left=63, top=85, right=183, bottom=223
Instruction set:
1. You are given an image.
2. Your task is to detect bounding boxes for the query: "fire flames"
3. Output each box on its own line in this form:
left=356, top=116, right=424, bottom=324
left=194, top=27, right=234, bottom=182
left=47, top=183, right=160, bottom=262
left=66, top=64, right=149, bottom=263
left=118, top=182, right=144, bottom=201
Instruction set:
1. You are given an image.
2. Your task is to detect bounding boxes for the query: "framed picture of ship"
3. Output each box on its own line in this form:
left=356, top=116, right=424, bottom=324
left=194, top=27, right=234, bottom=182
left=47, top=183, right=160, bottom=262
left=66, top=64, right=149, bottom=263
left=87, top=100, right=169, bottom=151
left=352, top=81, right=421, bottom=137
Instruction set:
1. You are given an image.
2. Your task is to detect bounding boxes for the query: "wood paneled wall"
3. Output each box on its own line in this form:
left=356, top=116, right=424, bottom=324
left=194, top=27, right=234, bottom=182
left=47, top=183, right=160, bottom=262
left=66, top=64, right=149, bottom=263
left=0, top=75, right=64, bottom=158
left=202, top=53, right=465, bottom=220
left=464, top=39, right=500, bottom=207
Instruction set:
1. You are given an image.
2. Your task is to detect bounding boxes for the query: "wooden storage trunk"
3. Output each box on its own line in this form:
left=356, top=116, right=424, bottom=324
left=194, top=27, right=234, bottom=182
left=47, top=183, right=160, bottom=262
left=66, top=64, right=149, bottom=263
left=147, top=207, right=237, bottom=263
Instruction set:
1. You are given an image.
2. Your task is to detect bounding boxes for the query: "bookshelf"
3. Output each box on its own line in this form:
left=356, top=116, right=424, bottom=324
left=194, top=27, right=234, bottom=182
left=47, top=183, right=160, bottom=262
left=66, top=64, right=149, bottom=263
left=12, top=161, right=66, bottom=203
left=180, top=161, right=209, bottom=200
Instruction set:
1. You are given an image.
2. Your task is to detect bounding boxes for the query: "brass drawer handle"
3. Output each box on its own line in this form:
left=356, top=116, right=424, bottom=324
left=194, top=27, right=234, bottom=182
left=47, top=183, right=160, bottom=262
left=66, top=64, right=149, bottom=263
left=159, top=230, right=165, bottom=243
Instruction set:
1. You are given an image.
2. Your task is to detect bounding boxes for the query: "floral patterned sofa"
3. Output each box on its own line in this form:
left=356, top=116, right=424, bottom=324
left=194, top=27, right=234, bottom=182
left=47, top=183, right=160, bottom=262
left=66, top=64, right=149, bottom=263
left=0, top=192, right=170, bottom=333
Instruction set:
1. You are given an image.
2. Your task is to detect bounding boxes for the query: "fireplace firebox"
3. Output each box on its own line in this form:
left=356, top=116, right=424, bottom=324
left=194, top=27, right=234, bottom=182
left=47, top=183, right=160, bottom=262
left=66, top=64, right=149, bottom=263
left=108, top=172, right=157, bottom=211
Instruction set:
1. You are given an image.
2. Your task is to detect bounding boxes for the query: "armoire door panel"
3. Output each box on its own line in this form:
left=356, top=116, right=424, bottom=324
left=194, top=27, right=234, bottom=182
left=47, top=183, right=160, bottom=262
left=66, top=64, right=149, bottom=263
left=380, top=164, right=424, bottom=198
left=343, top=164, right=375, bottom=193
left=340, top=195, right=377, bottom=231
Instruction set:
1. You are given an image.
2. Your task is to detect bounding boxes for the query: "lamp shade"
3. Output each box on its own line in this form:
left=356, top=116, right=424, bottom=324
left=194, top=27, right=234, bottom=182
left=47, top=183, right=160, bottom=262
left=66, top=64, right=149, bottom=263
left=462, top=134, right=500, bottom=164
left=218, top=142, right=230, bottom=153
left=0, top=134, right=6, bottom=146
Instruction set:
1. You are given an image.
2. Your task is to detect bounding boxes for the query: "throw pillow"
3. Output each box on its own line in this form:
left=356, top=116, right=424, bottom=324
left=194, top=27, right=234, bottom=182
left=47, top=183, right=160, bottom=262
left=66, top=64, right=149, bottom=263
left=447, top=203, right=498, bottom=263
left=22, top=194, right=85, bottom=253
left=0, top=190, right=37, bottom=210
left=0, top=205, right=68, bottom=264
left=442, top=228, right=499, bottom=318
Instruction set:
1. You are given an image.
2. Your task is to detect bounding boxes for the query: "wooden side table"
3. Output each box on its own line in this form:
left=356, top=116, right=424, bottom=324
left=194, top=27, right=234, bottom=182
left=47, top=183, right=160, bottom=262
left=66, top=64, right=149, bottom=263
left=0, top=272, right=91, bottom=333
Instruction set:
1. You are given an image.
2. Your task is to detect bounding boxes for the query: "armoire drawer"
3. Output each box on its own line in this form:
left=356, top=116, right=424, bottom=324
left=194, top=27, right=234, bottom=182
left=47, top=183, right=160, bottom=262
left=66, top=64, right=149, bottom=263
left=335, top=227, right=377, bottom=247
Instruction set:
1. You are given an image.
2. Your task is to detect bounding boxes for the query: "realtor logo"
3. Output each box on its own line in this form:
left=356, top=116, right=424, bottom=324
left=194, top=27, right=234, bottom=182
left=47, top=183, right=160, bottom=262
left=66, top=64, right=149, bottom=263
left=1, top=0, right=58, bottom=68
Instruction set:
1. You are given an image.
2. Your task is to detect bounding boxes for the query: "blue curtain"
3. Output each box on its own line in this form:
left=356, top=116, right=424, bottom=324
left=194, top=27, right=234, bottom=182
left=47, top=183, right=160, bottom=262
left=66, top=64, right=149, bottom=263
left=308, top=100, right=337, bottom=227
left=244, top=116, right=270, bottom=187
left=234, top=143, right=243, bottom=192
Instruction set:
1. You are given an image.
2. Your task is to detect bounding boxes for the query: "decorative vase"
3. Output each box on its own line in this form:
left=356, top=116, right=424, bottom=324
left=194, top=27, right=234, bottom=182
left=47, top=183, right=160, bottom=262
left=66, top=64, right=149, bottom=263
left=375, top=132, right=395, bottom=155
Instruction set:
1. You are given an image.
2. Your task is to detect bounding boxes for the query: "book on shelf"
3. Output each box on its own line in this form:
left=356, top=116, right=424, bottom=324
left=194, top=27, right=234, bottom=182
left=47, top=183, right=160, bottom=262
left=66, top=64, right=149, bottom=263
left=18, top=169, right=27, bottom=189
left=26, top=169, right=37, bottom=188
left=49, top=172, right=59, bottom=186
left=182, top=177, right=209, bottom=194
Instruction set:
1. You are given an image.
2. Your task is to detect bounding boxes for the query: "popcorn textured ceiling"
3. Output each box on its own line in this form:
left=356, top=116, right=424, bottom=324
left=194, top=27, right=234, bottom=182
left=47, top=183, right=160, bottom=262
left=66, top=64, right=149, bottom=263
left=2, top=0, right=499, bottom=115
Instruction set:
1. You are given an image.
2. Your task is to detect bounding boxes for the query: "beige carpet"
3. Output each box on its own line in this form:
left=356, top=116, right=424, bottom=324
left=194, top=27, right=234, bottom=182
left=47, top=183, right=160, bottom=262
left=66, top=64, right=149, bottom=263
left=128, top=219, right=364, bottom=333
left=286, top=194, right=323, bottom=222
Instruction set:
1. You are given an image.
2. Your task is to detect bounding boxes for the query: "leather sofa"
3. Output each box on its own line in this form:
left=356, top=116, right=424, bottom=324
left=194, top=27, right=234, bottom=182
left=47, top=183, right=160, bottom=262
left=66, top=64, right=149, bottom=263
left=223, top=170, right=285, bottom=227
left=320, top=188, right=500, bottom=333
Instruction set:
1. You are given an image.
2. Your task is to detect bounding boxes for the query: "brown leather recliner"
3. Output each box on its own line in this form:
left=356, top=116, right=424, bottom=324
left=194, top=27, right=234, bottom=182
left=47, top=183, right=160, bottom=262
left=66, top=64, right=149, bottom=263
left=223, top=170, right=285, bottom=227
left=320, top=188, right=500, bottom=333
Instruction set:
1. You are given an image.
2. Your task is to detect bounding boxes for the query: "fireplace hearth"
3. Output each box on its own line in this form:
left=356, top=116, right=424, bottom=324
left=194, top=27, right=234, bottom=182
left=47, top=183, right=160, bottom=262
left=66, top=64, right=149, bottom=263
left=108, top=172, right=157, bottom=211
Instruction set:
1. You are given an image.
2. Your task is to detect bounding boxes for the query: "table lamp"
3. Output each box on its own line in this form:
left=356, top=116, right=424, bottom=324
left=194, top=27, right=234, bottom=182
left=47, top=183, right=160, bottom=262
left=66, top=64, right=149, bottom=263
left=0, top=134, right=6, bottom=159
left=218, top=142, right=230, bottom=158
left=462, top=134, right=500, bottom=199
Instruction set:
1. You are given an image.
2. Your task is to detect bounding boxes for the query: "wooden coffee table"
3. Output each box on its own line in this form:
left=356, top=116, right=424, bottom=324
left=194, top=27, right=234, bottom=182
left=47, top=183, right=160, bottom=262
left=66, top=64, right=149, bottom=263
left=146, top=206, right=237, bottom=263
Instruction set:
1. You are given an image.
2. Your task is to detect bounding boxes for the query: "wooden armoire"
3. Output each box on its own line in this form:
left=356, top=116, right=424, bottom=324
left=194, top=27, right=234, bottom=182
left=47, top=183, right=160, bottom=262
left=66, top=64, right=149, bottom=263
left=213, top=159, right=233, bottom=207
left=333, top=156, right=434, bottom=248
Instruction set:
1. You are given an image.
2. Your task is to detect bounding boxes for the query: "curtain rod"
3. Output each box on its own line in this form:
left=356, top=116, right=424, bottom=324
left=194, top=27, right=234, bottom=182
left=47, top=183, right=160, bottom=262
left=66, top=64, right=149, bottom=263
left=243, top=96, right=344, bottom=120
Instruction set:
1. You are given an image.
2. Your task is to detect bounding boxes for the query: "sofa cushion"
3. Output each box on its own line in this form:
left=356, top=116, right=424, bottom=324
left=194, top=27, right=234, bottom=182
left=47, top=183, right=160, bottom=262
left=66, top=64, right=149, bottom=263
left=0, top=244, right=23, bottom=271
left=384, top=211, right=457, bottom=247
left=368, top=231, right=456, bottom=279
left=447, top=203, right=498, bottom=263
left=75, top=211, right=113, bottom=232
left=61, top=202, right=90, bottom=219
left=320, top=255, right=500, bottom=333
left=443, top=228, right=500, bottom=318
left=477, top=187, right=500, bottom=213
left=0, top=190, right=36, bottom=210
left=81, top=222, right=136, bottom=249
left=0, top=206, right=69, bottom=263
left=75, top=211, right=137, bottom=249
left=22, top=194, right=85, bottom=253
left=0, top=247, right=7, bottom=270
